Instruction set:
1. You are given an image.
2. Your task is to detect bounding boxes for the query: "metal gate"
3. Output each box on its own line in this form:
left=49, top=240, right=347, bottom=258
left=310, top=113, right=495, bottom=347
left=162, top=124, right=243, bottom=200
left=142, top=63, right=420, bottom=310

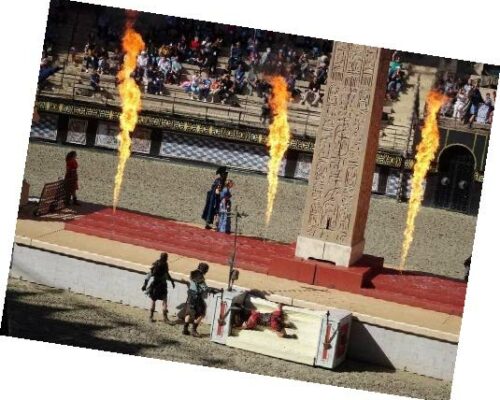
left=434, top=146, right=475, bottom=213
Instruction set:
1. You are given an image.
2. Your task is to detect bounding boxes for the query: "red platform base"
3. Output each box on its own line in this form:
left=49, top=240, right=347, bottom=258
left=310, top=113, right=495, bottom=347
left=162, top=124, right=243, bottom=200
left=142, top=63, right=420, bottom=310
left=65, top=207, right=466, bottom=316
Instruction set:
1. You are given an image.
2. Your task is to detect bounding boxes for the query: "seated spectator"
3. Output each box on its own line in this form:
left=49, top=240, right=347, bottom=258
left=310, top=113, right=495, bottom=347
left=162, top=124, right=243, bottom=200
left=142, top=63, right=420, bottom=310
left=476, top=92, right=494, bottom=124
left=286, top=73, right=301, bottom=101
left=137, top=50, right=149, bottom=77
left=209, top=77, right=222, bottom=103
left=234, top=63, right=246, bottom=94
left=440, top=97, right=454, bottom=117
left=256, top=77, right=271, bottom=98
left=315, top=65, right=327, bottom=85
left=157, top=56, right=171, bottom=79
left=443, top=76, right=458, bottom=97
left=463, top=78, right=474, bottom=96
left=198, top=73, right=212, bottom=102
left=300, top=77, right=322, bottom=106
left=169, top=56, right=183, bottom=84
left=90, top=70, right=101, bottom=91
left=184, top=72, right=201, bottom=99
left=219, top=74, right=236, bottom=105
left=259, top=47, right=272, bottom=69
left=297, top=52, right=310, bottom=80
left=453, top=88, right=468, bottom=120
left=246, top=66, right=258, bottom=96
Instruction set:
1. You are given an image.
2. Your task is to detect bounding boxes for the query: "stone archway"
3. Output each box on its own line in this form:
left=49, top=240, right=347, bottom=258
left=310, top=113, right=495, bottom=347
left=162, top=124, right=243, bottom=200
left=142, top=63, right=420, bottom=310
left=434, top=145, right=475, bottom=213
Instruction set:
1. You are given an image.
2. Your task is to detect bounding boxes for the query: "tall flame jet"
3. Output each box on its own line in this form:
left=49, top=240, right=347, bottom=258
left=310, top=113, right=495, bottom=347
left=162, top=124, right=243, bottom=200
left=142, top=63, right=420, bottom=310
left=265, top=76, right=291, bottom=225
left=112, top=19, right=145, bottom=212
left=399, top=91, right=446, bottom=271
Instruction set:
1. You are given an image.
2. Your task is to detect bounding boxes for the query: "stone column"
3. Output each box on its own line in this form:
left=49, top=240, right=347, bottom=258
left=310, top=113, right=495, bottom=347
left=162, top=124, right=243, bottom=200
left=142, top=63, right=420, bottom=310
left=295, top=42, right=390, bottom=266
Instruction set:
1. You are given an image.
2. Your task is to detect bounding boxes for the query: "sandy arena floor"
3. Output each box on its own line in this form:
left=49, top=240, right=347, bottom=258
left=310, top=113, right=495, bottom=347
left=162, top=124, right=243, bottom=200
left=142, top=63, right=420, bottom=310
left=2, top=278, right=452, bottom=400
left=21, top=142, right=477, bottom=279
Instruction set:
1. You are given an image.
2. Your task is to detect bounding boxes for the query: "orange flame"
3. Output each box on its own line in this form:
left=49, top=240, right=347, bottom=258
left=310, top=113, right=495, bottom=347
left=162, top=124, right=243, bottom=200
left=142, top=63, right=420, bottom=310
left=112, top=21, right=145, bottom=212
left=265, top=76, right=291, bottom=225
left=399, top=91, right=446, bottom=271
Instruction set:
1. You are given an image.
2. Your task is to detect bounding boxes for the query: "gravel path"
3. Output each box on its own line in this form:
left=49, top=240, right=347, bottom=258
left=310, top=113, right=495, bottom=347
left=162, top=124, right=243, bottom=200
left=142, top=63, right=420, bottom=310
left=22, top=142, right=477, bottom=279
left=2, top=278, right=452, bottom=400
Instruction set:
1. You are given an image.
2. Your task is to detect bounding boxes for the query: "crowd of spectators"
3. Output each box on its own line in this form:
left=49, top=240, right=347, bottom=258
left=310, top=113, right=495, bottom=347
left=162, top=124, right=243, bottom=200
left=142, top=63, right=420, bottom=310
left=78, top=9, right=331, bottom=113
left=436, top=74, right=495, bottom=126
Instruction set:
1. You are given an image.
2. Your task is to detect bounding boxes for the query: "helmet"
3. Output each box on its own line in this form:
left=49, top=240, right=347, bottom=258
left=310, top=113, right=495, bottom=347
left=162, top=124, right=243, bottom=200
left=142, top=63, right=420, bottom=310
left=197, top=262, right=209, bottom=274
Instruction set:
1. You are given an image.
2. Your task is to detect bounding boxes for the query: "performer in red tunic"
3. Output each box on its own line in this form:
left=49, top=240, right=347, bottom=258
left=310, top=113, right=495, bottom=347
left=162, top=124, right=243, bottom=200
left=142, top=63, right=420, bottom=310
left=64, top=151, right=79, bottom=206
left=241, top=303, right=297, bottom=338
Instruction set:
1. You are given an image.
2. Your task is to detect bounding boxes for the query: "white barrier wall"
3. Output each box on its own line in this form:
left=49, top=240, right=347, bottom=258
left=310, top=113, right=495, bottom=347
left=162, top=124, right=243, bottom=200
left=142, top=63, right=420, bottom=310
left=9, top=244, right=458, bottom=380
left=9, top=244, right=217, bottom=323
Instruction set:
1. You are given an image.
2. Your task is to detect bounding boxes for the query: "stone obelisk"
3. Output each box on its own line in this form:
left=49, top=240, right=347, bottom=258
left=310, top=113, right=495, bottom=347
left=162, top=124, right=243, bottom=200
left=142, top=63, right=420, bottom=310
left=296, top=42, right=390, bottom=266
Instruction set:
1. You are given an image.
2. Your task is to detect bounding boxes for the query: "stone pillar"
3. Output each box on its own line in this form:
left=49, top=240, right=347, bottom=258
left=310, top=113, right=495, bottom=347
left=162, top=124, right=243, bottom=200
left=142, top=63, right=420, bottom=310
left=295, top=42, right=390, bottom=266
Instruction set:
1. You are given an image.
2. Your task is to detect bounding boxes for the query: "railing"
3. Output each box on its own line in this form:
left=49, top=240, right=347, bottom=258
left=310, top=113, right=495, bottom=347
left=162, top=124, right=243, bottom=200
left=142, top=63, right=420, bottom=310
left=39, top=75, right=322, bottom=138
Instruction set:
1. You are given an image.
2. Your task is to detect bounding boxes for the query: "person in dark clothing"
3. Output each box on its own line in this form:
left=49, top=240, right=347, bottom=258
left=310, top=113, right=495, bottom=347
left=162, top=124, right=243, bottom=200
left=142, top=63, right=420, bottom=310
left=202, top=166, right=228, bottom=229
left=464, top=255, right=472, bottom=283
left=467, top=84, right=484, bottom=127
left=142, top=252, right=176, bottom=323
left=90, top=70, right=101, bottom=92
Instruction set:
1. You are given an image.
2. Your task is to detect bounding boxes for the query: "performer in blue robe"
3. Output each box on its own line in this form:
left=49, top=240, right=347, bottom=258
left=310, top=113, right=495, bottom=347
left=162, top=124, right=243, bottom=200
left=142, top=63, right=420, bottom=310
left=202, top=166, right=228, bottom=229
left=217, top=180, right=234, bottom=234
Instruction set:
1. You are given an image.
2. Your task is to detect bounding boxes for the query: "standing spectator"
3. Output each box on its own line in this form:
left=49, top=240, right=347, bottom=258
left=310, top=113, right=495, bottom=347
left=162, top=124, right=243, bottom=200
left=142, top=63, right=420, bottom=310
left=476, top=92, right=494, bottom=124
left=489, top=90, right=496, bottom=124
left=467, top=82, right=483, bottom=127
left=189, top=35, right=201, bottom=58
left=64, top=151, right=79, bottom=206
left=142, top=252, right=176, bottom=323
left=453, top=88, right=468, bottom=120
left=228, top=42, right=242, bottom=70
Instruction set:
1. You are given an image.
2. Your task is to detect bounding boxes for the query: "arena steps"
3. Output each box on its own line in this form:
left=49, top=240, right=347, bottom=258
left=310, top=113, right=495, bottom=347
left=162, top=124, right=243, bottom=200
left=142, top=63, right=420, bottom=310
left=63, top=207, right=466, bottom=316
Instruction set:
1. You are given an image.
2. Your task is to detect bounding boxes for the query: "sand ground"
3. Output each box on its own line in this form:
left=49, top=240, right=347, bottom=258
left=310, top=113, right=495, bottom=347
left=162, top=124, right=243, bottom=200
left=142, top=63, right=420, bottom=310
left=2, top=277, right=452, bottom=400
left=21, top=142, right=476, bottom=279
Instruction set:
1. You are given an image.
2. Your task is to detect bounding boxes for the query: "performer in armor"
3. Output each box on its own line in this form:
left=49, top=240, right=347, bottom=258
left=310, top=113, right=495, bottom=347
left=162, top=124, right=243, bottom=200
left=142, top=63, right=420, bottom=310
left=183, top=262, right=214, bottom=337
left=142, top=252, right=176, bottom=323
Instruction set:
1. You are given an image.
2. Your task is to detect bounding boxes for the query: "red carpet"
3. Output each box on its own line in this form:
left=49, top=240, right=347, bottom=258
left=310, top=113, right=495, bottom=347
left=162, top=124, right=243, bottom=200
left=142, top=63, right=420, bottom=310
left=65, top=208, right=466, bottom=316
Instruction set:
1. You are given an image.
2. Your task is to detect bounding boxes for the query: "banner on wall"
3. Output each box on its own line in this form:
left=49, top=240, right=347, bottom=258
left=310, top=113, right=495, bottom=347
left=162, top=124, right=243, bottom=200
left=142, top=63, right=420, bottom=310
left=66, top=118, right=88, bottom=145
left=95, top=122, right=152, bottom=154
left=30, top=113, right=58, bottom=141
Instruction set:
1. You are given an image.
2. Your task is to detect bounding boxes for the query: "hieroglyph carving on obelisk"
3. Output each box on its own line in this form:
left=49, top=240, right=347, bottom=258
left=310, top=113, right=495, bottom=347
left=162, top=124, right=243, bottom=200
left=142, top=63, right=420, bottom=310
left=296, top=42, right=389, bottom=266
